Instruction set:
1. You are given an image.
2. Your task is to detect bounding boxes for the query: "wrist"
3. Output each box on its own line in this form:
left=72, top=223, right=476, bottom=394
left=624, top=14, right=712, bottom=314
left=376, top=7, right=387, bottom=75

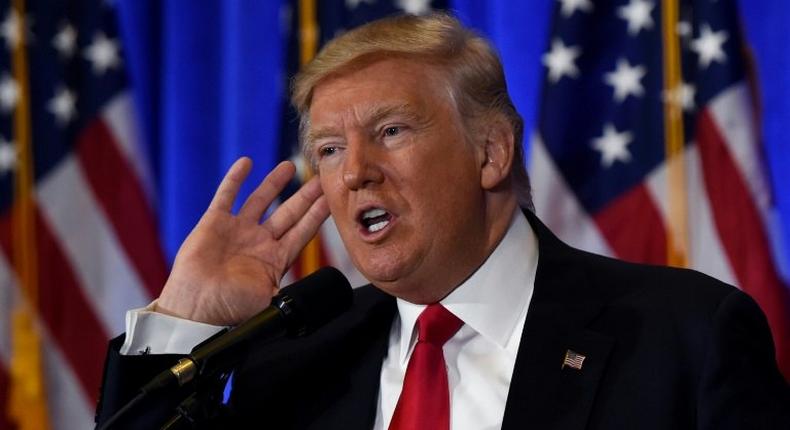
left=156, top=280, right=203, bottom=321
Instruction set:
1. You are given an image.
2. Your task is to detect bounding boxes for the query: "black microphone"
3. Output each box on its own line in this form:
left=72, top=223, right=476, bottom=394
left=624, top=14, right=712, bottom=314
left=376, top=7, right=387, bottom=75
left=151, top=266, right=352, bottom=391
left=98, top=267, right=352, bottom=430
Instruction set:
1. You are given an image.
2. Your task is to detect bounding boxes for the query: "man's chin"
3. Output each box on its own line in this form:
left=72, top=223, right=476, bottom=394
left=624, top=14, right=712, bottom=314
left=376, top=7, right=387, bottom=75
left=359, top=266, right=415, bottom=298
left=367, top=276, right=448, bottom=304
left=349, top=248, right=409, bottom=281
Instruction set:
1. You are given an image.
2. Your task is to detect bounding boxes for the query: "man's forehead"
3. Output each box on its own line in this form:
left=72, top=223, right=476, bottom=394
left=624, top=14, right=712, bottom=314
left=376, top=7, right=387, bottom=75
left=311, top=83, right=425, bottom=125
left=312, top=101, right=419, bottom=126
left=301, top=57, right=459, bottom=151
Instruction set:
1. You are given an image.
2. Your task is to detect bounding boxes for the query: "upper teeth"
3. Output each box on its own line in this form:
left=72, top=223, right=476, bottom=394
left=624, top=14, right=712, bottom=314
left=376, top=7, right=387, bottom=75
left=363, top=208, right=387, bottom=220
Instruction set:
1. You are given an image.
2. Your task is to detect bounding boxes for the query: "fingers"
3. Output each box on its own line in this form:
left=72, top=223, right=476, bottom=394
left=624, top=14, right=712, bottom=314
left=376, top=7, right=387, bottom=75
left=279, top=195, right=330, bottom=264
left=209, top=158, right=328, bottom=262
left=208, top=157, right=253, bottom=212
left=264, top=176, right=325, bottom=238
left=238, top=161, right=297, bottom=221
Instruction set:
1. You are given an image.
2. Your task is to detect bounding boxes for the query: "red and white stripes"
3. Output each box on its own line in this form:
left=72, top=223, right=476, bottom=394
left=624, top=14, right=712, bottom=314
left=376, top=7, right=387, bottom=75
left=0, top=93, right=166, bottom=429
left=531, top=81, right=790, bottom=379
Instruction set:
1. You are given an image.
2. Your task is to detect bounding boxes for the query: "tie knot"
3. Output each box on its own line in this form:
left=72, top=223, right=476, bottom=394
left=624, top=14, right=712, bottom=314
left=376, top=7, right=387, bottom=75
left=416, top=304, right=463, bottom=346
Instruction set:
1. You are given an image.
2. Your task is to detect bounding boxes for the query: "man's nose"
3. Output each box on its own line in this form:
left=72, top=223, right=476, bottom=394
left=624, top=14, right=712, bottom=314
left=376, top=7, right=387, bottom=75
left=342, top=138, right=384, bottom=190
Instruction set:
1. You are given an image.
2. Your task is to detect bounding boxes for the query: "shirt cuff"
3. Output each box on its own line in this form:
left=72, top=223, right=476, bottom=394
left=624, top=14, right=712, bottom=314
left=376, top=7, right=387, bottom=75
left=119, top=301, right=226, bottom=355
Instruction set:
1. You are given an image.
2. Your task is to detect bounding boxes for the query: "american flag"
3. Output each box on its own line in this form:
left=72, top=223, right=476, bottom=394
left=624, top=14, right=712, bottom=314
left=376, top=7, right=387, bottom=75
left=562, top=349, right=586, bottom=370
left=0, top=1, right=166, bottom=428
left=278, top=0, right=447, bottom=287
left=530, top=0, right=790, bottom=380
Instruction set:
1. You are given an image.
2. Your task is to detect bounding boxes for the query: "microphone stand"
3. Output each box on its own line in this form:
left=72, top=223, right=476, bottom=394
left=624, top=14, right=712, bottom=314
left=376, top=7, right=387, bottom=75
left=159, top=370, right=231, bottom=430
left=97, top=267, right=352, bottom=429
left=99, top=304, right=287, bottom=429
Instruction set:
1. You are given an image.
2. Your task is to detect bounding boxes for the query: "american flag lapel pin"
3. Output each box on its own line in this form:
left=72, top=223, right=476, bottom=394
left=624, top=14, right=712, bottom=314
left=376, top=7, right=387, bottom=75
left=562, top=349, right=586, bottom=370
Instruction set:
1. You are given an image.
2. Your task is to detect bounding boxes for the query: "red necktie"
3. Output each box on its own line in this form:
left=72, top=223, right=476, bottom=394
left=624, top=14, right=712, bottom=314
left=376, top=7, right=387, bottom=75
left=389, top=304, right=464, bottom=430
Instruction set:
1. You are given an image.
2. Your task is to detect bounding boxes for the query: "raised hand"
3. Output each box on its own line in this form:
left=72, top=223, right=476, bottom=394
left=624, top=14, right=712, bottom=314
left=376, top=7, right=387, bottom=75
left=156, top=158, right=329, bottom=326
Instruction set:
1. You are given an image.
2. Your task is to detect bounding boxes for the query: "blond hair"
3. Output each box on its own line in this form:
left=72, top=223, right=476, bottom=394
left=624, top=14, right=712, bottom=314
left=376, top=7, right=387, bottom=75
left=292, top=13, right=533, bottom=210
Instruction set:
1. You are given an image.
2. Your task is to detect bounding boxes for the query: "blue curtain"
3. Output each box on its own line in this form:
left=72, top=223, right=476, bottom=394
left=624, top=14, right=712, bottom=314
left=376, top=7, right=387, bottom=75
left=116, top=0, right=283, bottom=261
left=114, top=0, right=790, bottom=273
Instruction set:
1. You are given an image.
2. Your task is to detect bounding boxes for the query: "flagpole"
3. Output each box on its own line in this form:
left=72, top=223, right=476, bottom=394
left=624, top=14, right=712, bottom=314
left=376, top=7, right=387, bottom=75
left=7, top=0, right=51, bottom=428
left=661, top=0, right=689, bottom=268
left=297, top=0, right=324, bottom=275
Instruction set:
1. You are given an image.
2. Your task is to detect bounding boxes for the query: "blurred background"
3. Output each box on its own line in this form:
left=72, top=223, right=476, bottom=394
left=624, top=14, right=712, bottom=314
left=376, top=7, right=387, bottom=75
left=0, top=0, right=788, bottom=428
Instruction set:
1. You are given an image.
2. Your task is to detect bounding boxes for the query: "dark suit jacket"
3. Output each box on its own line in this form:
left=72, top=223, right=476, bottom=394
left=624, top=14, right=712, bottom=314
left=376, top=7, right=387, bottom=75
left=95, top=212, right=790, bottom=429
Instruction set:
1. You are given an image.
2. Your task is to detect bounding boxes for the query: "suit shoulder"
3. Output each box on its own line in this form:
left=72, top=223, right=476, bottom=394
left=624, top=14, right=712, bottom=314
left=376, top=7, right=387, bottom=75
left=234, top=284, right=394, bottom=377
left=570, top=247, right=740, bottom=315
left=229, top=285, right=394, bottom=424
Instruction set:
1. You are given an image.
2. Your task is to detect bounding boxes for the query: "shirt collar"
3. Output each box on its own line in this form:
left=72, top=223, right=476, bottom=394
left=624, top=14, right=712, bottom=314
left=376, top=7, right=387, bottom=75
left=395, top=210, right=539, bottom=364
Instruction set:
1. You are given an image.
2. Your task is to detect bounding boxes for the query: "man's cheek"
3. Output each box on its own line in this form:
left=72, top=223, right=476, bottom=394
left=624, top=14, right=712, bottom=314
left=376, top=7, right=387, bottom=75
left=321, top=182, right=347, bottom=215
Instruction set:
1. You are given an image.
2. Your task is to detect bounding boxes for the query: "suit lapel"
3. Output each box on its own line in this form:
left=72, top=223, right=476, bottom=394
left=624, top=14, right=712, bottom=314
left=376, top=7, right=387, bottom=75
left=320, top=315, right=393, bottom=429
left=502, top=212, right=614, bottom=430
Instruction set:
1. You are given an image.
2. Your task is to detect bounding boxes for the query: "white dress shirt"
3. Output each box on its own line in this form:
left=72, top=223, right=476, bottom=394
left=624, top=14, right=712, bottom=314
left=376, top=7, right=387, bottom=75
left=119, top=302, right=226, bottom=355
left=120, top=210, right=538, bottom=429
left=374, top=211, right=537, bottom=429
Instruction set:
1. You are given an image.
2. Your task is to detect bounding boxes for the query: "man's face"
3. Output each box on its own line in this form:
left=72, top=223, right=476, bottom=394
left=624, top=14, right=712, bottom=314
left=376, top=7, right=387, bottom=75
left=307, top=57, right=493, bottom=303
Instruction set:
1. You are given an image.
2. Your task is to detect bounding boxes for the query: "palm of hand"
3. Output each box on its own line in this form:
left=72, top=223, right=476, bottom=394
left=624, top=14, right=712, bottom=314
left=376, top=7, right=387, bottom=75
left=157, top=159, right=329, bottom=326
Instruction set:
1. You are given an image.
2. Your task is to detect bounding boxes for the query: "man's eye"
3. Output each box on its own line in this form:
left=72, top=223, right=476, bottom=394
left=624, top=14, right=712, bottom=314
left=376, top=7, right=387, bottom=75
left=318, top=146, right=338, bottom=157
left=383, top=126, right=401, bottom=137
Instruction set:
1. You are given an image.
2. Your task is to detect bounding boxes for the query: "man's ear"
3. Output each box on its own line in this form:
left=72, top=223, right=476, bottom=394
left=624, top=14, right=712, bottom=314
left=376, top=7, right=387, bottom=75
left=480, top=118, right=514, bottom=190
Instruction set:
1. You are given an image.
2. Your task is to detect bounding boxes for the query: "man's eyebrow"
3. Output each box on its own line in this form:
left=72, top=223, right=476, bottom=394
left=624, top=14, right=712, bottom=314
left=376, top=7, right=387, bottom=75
left=363, top=103, right=422, bottom=126
left=305, top=127, right=340, bottom=145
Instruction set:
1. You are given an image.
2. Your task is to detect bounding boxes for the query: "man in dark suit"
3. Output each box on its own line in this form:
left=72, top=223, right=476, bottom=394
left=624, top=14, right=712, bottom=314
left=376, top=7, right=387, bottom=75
left=95, top=13, right=789, bottom=429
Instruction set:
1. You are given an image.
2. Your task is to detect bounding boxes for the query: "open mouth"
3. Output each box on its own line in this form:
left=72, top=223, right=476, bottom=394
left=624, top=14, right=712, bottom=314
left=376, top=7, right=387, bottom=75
left=359, top=208, right=392, bottom=234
